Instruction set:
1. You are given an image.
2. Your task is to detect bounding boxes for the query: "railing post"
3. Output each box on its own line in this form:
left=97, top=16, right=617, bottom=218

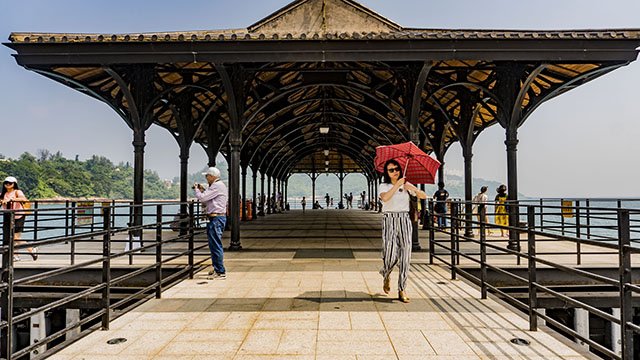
left=455, top=202, right=461, bottom=265
left=539, top=198, right=544, bottom=231
left=188, top=201, right=195, bottom=279
left=128, top=203, right=133, bottom=265
left=111, top=200, right=116, bottom=228
left=101, top=206, right=111, bottom=330
left=586, top=199, right=591, bottom=240
left=90, top=202, right=96, bottom=235
left=155, top=204, right=162, bottom=299
left=33, top=201, right=39, bottom=243
left=575, top=200, right=581, bottom=265
left=1, top=212, right=15, bottom=359
left=428, top=200, right=435, bottom=265
left=479, top=212, right=487, bottom=300
left=527, top=206, right=538, bottom=331
left=450, top=203, right=457, bottom=280
left=70, top=201, right=76, bottom=265
left=618, top=209, right=632, bottom=360
left=560, top=198, right=565, bottom=236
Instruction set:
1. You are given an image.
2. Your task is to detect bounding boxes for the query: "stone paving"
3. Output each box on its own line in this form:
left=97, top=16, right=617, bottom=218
left=49, top=210, right=591, bottom=360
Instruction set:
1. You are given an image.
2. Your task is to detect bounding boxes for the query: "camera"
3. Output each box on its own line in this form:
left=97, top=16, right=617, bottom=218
left=191, top=183, right=200, bottom=190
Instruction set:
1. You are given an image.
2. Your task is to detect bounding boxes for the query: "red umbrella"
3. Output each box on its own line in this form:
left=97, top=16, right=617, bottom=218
left=374, top=141, right=441, bottom=184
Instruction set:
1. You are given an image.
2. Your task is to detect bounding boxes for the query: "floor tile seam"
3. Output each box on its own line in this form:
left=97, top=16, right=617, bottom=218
left=142, top=327, right=184, bottom=357
left=379, top=306, right=401, bottom=360
left=416, top=329, right=438, bottom=355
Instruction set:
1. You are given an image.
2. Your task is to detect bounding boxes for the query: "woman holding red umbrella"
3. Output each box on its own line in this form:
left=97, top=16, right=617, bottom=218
left=378, top=159, right=427, bottom=303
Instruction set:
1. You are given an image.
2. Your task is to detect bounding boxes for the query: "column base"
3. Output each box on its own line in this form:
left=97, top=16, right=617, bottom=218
left=506, top=243, right=520, bottom=252
left=228, top=243, right=243, bottom=251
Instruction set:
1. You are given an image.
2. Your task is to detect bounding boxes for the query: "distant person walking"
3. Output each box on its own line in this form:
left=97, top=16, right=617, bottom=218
left=325, top=193, right=330, bottom=208
left=1, top=176, right=37, bottom=261
left=379, top=159, right=427, bottom=303
left=194, top=167, right=228, bottom=279
left=433, top=182, right=449, bottom=228
left=472, top=186, right=492, bottom=237
left=360, top=191, right=366, bottom=209
left=301, top=197, right=306, bottom=213
left=494, top=184, right=509, bottom=237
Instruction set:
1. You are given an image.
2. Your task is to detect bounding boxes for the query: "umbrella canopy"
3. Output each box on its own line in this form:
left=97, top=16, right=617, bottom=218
left=374, top=141, right=441, bottom=184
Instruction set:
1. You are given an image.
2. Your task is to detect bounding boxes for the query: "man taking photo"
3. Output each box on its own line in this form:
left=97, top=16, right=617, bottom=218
left=194, top=167, right=228, bottom=279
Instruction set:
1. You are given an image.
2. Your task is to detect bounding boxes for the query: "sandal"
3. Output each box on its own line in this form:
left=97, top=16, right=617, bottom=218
left=30, top=248, right=38, bottom=261
left=398, top=291, right=410, bottom=303
left=383, top=276, right=390, bottom=294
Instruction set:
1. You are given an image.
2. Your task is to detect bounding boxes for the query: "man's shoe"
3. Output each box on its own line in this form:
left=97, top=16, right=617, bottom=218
left=208, top=272, right=226, bottom=280
left=208, top=270, right=215, bottom=276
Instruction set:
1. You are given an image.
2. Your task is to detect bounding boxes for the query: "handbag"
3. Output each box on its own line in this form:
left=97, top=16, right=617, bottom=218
left=15, top=191, right=31, bottom=210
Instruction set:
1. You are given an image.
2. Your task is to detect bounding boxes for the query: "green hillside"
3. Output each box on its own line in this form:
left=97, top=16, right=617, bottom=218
left=0, top=151, right=178, bottom=200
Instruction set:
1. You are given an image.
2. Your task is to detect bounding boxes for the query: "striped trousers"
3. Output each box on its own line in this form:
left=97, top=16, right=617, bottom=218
left=380, top=212, right=413, bottom=291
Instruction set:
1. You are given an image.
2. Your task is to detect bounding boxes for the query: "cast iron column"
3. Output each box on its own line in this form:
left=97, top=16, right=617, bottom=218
left=132, top=128, right=146, bottom=239
left=267, top=175, right=271, bottom=214
left=284, top=178, right=288, bottom=211
left=273, top=177, right=277, bottom=213
left=311, top=172, right=316, bottom=207
left=229, top=141, right=242, bottom=250
left=463, top=147, right=474, bottom=238
left=506, top=131, right=520, bottom=251
left=260, top=173, right=265, bottom=216
left=241, top=166, right=247, bottom=221
left=252, top=170, right=257, bottom=220
left=179, top=146, right=189, bottom=235
left=374, top=180, right=379, bottom=212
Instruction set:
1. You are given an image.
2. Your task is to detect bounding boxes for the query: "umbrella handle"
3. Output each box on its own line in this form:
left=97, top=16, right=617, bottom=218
left=403, top=158, right=410, bottom=187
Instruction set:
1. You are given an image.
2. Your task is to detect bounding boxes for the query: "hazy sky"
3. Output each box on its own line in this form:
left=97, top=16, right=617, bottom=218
left=1, top=0, right=639, bottom=197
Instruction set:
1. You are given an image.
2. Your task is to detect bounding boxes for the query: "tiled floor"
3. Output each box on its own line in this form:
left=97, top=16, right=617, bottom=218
left=49, top=210, right=591, bottom=359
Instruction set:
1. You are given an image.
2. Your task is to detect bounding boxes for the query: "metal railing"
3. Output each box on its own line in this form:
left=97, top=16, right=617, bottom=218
left=0, top=201, right=208, bottom=359
left=427, top=199, right=640, bottom=360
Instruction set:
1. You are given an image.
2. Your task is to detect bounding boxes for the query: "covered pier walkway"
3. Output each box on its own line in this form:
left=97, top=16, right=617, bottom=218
left=50, top=210, right=589, bottom=359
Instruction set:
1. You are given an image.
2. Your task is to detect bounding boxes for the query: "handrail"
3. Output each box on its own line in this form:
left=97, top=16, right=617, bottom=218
left=0, top=200, right=207, bottom=359
left=427, top=198, right=640, bottom=360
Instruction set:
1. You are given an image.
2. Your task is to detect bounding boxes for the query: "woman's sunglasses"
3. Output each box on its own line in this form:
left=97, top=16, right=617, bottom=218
left=386, top=167, right=400, bottom=173
left=3, top=182, right=14, bottom=185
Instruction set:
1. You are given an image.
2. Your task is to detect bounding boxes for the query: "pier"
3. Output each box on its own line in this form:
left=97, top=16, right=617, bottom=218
left=44, top=209, right=592, bottom=359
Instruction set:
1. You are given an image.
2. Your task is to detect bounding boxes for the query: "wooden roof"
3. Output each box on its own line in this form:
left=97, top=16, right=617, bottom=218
left=5, top=0, right=640, bottom=177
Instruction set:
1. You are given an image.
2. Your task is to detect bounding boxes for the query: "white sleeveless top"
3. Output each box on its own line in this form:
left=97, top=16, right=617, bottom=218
left=379, top=183, right=414, bottom=213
